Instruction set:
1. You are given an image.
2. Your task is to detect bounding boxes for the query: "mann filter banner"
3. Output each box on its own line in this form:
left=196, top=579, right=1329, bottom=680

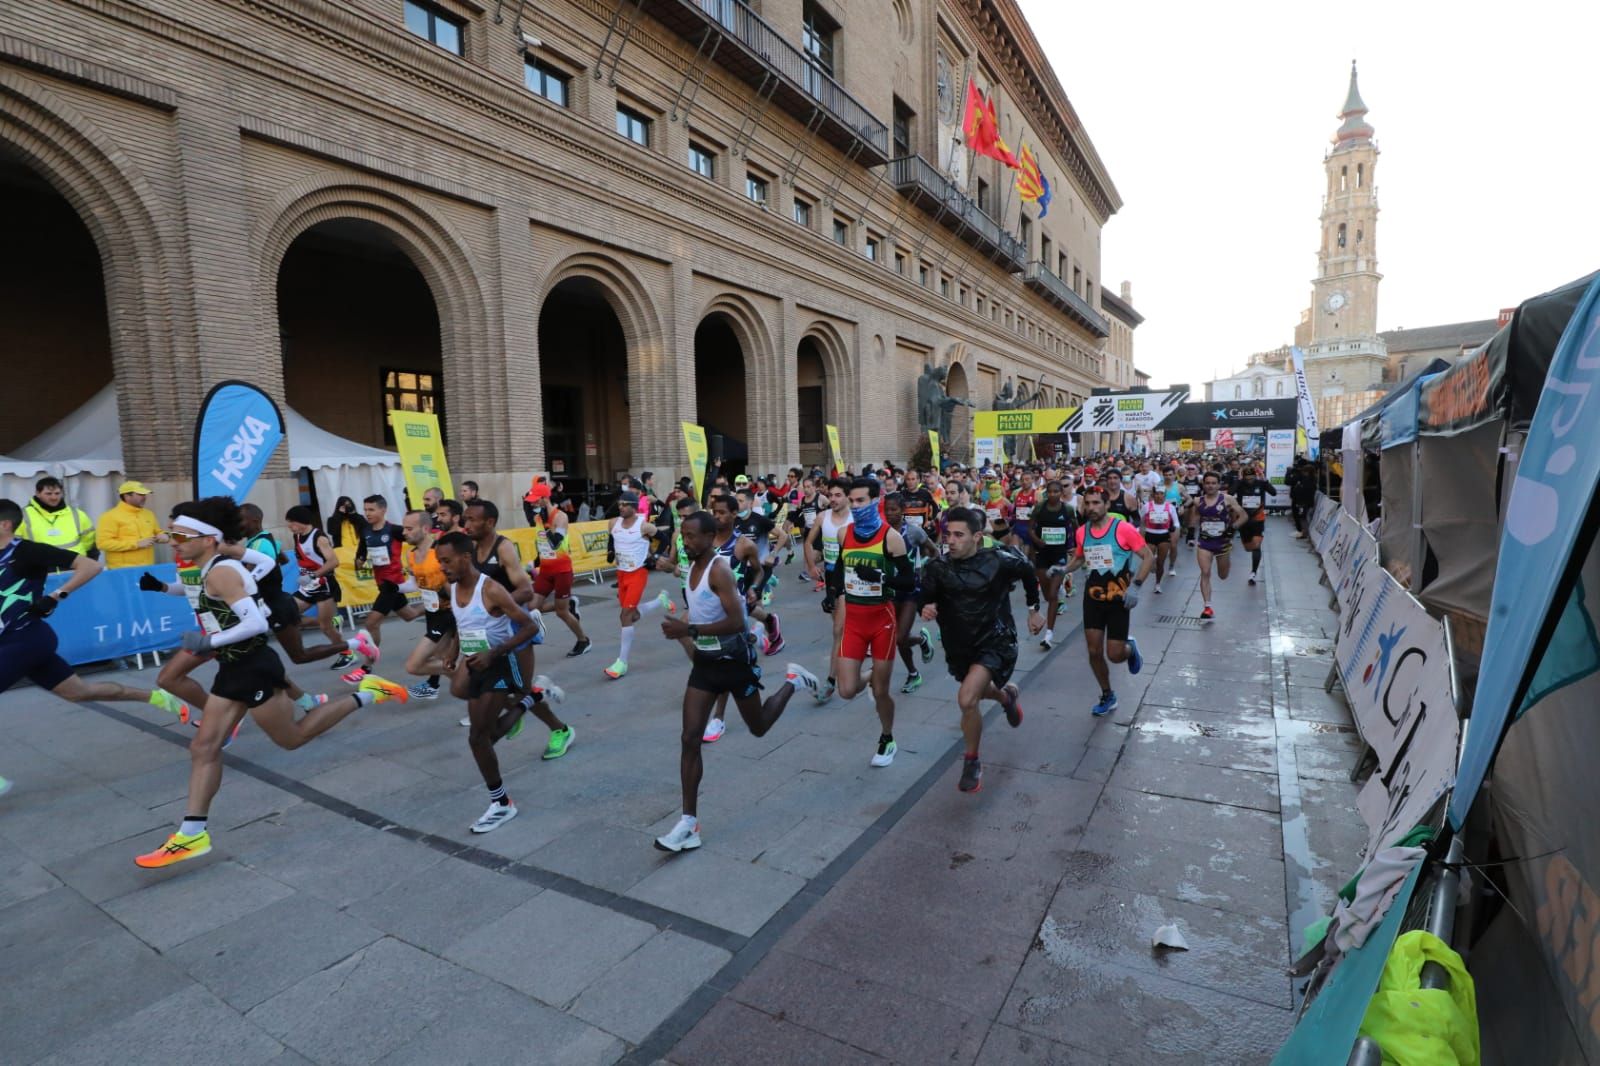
left=1063, top=389, right=1188, bottom=433
left=972, top=407, right=1079, bottom=436
left=928, top=430, right=941, bottom=472
left=681, top=422, right=708, bottom=504
left=387, top=411, right=453, bottom=506
left=192, top=380, right=285, bottom=502
left=825, top=424, right=843, bottom=475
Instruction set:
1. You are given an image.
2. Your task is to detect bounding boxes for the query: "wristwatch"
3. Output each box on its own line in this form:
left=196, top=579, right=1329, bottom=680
left=687, top=624, right=701, bottom=641
left=54, top=590, right=69, bottom=600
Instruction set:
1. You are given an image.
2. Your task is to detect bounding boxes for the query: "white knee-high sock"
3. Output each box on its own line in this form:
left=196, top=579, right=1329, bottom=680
left=619, top=625, right=635, bottom=664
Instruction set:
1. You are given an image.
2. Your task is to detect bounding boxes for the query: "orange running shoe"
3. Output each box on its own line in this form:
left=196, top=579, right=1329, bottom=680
left=134, top=830, right=211, bottom=869
left=358, top=674, right=409, bottom=704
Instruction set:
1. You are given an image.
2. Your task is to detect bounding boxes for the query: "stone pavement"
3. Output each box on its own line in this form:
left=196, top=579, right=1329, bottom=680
left=0, top=522, right=1365, bottom=1065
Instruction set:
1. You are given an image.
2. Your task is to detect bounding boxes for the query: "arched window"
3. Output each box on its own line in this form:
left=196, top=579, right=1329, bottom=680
left=1357, top=163, right=1364, bottom=188
left=1276, top=380, right=1285, bottom=396
left=1253, top=378, right=1263, bottom=398
left=1234, top=385, right=1242, bottom=399
left=1337, top=223, right=1347, bottom=248
left=1340, top=166, right=1348, bottom=192
left=1356, top=228, right=1363, bottom=244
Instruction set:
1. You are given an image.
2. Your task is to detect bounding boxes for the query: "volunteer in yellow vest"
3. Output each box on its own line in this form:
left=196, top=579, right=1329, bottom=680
left=95, top=480, right=166, bottom=568
left=19, top=477, right=96, bottom=558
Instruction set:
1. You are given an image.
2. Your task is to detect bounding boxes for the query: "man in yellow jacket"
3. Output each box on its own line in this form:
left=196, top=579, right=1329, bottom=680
left=20, top=477, right=96, bottom=557
left=95, top=480, right=167, bottom=568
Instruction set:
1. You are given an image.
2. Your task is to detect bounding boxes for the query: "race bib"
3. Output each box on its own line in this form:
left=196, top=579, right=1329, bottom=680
left=1014, top=506, right=1033, bottom=521
left=1242, top=495, right=1262, bottom=510
left=298, top=576, right=320, bottom=596
left=367, top=545, right=391, bottom=567
left=823, top=540, right=840, bottom=565
left=617, top=548, right=644, bottom=572
left=1185, top=484, right=1201, bottom=497
left=458, top=627, right=491, bottom=655
left=184, top=582, right=203, bottom=610
left=198, top=611, right=223, bottom=637
left=905, top=514, right=925, bottom=528
left=1084, top=544, right=1115, bottom=572
left=844, top=570, right=884, bottom=598
left=1041, top=527, right=1067, bottom=546
left=694, top=633, right=722, bottom=652
left=1201, top=520, right=1226, bottom=538
left=804, top=511, right=819, bottom=528
left=986, top=507, right=1003, bottom=523
left=420, top=589, right=441, bottom=612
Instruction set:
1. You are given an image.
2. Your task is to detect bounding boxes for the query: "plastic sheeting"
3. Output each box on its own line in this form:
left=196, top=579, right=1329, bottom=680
left=1413, top=421, right=1503, bottom=622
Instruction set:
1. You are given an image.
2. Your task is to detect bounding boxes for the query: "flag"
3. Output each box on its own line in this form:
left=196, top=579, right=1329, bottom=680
left=962, top=79, right=1018, bottom=169
left=1015, top=145, right=1054, bottom=218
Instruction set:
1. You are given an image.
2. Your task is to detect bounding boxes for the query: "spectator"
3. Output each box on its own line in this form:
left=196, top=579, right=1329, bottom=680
left=95, top=479, right=165, bottom=568
left=326, top=496, right=364, bottom=549
left=20, top=476, right=96, bottom=558
left=458, top=479, right=480, bottom=502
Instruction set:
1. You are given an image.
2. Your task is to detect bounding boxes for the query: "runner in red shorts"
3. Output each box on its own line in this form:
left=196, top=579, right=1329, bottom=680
left=604, top=491, right=666, bottom=680
left=527, top=494, right=591, bottom=657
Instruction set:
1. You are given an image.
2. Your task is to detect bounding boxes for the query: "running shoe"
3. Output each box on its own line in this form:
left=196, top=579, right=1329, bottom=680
left=784, top=662, right=821, bottom=698
left=340, top=666, right=368, bottom=685
left=533, top=674, right=566, bottom=704
left=0, top=775, right=12, bottom=798
left=470, top=802, right=518, bottom=834
left=1038, top=631, right=1053, bottom=650
left=797, top=570, right=810, bottom=583
left=567, top=637, right=593, bottom=658
left=543, top=725, right=574, bottom=760
left=1248, top=573, right=1258, bottom=586
left=570, top=604, right=582, bottom=622
left=1002, top=683, right=1024, bottom=728
left=330, top=651, right=356, bottom=670
left=350, top=631, right=380, bottom=667
left=959, top=757, right=983, bottom=793
left=765, top=634, right=786, bottom=655
left=653, top=591, right=674, bottom=613
left=1091, top=691, right=1118, bottom=717
left=408, top=681, right=440, bottom=700
left=147, top=689, right=189, bottom=722
left=900, top=672, right=923, bottom=694
left=359, top=674, right=409, bottom=704
left=654, top=816, right=702, bottom=853
left=870, top=738, right=897, bottom=767
left=1200, top=606, right=1215, bottom=620
left=134, top=829, right=212, bottom=869
left=1126, top=638, right=1143, bottom=676
left=459, top=715, right=471, bottom=727
left=1153, top=582, right=1163, bottom=595
left=702, top=718, right=727, bottom=743
left=604, top=659, right=628, bottom=680
left=918, top=627, right=934, bottom=664
left=817, top=675, right=836, bottom=704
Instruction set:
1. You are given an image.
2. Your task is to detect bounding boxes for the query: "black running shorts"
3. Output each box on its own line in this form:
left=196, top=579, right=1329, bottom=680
left=211, top=645, right=289, bottom=708
left=687, top=655, right=762, bottom=698
left=946, top=637, right=1017, bottom=689
left=424, top=608, right=456, bottom=643
left=1082, top=597, right=1131, bottom=642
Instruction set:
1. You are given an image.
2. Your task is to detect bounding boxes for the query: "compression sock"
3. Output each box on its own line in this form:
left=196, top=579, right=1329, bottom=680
left=1251, top=548, right=1262, bottom=573
left=428, top=675, right=441, bottom=687
left=619, top=625, right=635, bottom=664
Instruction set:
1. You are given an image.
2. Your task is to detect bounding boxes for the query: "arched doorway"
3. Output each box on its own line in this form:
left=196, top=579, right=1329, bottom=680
left=944, top=361, right=970, bottom=458
left=277, top=219, right=442, bottom=452
left=796, top=337, right=828, bottom=470
left=538, top=277, right=631, bottom=487
left=0, top=152, right=113, bottom=451
left=695, top=314, right=748, bottom=478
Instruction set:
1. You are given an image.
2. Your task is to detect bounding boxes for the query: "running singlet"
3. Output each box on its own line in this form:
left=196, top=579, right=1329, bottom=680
left=1196, top=496, right=1233, bottom=547
left=612, top=515, right=649, bottom=572
left=451, top=573, right=514, bottom=656
left=476, top=535, right=518, bottom=594
left=535, top=519, right=573, bottom=573
left=818, top=511, right=847, bottom=570
left=1163, top=481, right=1185, bottom=505
left=360, top=523, right=406, bottom=585
left=797, top=495, right=822, bottom=530
left=1075, top=517, right=1146, bottom=603
left=1235, top=479, right=1273, bottom=520
left=840, top=524, right=891, bottom=605
left=246, top=531, right=286, bottom=599
left=1105, top=491, right=1137, bottom=521
left=294, top=529, right=331, bottom=596
left=1031, top=503, right=1074, bottom=555
left=0, top=539, right=76, bottom=637
left=196, top=557, right=267, bottom=662
left=686, top=557, right=750, bottom=660
left=1182, top=478, right=1202, bottom=501
left=1141, top=500, right=1178, bottom=535
left=1012, top=490, right=1037, bottom=524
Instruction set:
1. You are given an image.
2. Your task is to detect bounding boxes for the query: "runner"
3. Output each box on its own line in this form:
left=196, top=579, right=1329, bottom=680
left=1065, top=485, right=1155, bottom=718
left=733, top=486, right=787, bottom=637
left=342, top=494, right=421, bottom=683
left=653, top=511, right=811, bottom=853
left=285, top=506, right=346, bottom=649
left=433, top=498, right=464, bottom=535
left=1181, top=463, right=1204, bottom=546
left=1232, top=460, right=1278, bottom=585
left=133, top=498, right=405, bottom=867
left=399, top=510, right=456, bottom=700
left=239, top=504, right=357, bottom=669
left=980, top=478, right=1013, bottom=544
left=801, top=477, right=851, bottom=703
left=463, top=499, right=548, bottom=729
left=0, top=498, right=191, bottom=796
left=1010, top=473, right=1038, bottom=553
left=882, top=493, right=934, bottom=692
left=436, top=532, right=573, bottom=833
left=1029, top=479, right=1076, bottom=648
left=527, top=493, right=590, bottom=657
left=791, top=477, right=823, bottom=581
left=1139, top=490, right=1181, bottom=594
left=603, top=491, right=668, bottom=680
left=1185, top=473, right=1249, bottom=620
left=916, top=507, right=1043, bottom=793
left=1101, top=467, right=1139, bottom=522
left=697, top=493, right=780, bottom=742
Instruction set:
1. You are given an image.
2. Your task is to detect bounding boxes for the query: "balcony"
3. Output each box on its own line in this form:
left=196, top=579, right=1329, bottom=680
left=1024, top=262, right=1110, bottom=339
left=638, top=0, right=889, bottom=163
left=888, top=155, right=1026, bottom=271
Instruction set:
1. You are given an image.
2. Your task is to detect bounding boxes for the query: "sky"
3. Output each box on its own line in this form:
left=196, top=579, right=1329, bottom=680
left=1017, top=0, right=1600, bottom=389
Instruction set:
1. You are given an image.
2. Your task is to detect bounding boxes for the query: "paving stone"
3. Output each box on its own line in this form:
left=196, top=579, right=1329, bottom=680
left=103, top=859, right=298, bottom=951
left=1286, top=684, right=1357, bottom=725
left=444, top=890, right=657, bottom=1007
left=148, top=772, right=305, bottom=832
left=347, top=854, right=541, bottom=955
left=303, top=755, right=437, bottom=804
left=752, top=816, right=861, bottom=879
left=1134, top=702, right=1279, bottom=742
left=1127, top=722, right=1279, bottom=773
left=1087, top=786, right=1283, bottom=860
left=975, top=1024, right=1102, bottom=1065
left=169, top=894, right=383, bottom=1010
left=377, top=979, right=625, bottom=1065
left=0, top=781, right=170, bottom=865
left=888, top=763, right=1098, bottom=867
left=531, top=820, right=680, bottom=892
left=571, top=930, right=731, bottom=1043
left=670, top=998, right=886, bottom=1066
left=628, top=846, right=806, bottom=937
left=232, top=817, right=444, bottom=908
left=1063, top=826, right=1289, bottom=919
left=1110, top=751, right=1280, bottom=813
left=0, top=854, right=61, bottom=912
left=1070, top=744, right=1120, bottom=783
left=36, top=984, right=284, bottom=1066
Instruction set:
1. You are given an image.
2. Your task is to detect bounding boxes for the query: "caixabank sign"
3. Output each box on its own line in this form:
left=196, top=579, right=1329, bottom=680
left=1161, top=399, right=1299, bottom=433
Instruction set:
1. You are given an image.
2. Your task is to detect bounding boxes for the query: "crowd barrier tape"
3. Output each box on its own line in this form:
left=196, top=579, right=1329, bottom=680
left=44, top=564, right=197, bottom=665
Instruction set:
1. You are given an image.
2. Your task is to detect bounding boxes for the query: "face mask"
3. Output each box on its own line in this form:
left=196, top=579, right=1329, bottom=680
left=851, top=501, right=883, bottom=538
left=737, top=508, right=752, bottom=519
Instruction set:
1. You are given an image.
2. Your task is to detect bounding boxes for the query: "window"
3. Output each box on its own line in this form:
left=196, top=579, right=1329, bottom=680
left=1057, top=251, right=1067, bottom=277
left=1086, top=278, right=1093, bottom=305
left=1040, top=235, right=1052, bottom=270
left=1019, top=216, right=1032, bottom=254
left=688, top=142, right=716, bottom=179
left=1276, top=380, right=1285, bottom=396
left=793, top=197, right=812, bottom=227
left=893, top=98, right=914, bottom=158
left=976, top=178, right=990, bottom=214
left=918, top=264, right=929, bottom=287
left=746, top=173, right=769, bottom=206
left=1234, top=385, right=1242, bottom=399
left=523, top=59, right=570, bottom=106
left=1356, top=227, right=1363, bottom=245
left=976, top=294, right=986, bottom=315
left=1072, top=265, right=1082, bottom=293
left=1340, top=165, right=1348, bottom=192
left=1337, top=222, right=1347, bottom=248
left=802, top=1, right=838, bottom=77
left=940, top=277, right=950, bottom=299
left=382, top=368, right=444, bottom=444
left=798, top=385, right=825, bottom=444
left=1357, top=163, right=1365, bottom=188
left=615, top=105, right=651, bottom=146
left=958, top=285, right=968, bottom=306
left=404, top=0, right=464, bottom=55
left=865, top=234, right=880, bottom=261
left=895, top=252, right=906, bottom=275
left=832, top=217, right=851, bottom=246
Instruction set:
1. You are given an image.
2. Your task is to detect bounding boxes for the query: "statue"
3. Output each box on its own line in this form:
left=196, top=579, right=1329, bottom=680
left=994, top=377, right=1018, bottom=410
left=916, top=362, right=974, bottom=443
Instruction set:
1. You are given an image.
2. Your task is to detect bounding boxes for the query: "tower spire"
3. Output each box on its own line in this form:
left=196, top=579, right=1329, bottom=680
left=1335, top=61, right=1374, bottom=146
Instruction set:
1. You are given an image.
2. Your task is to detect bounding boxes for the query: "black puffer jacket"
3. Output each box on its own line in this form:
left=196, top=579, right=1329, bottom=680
left=916, top=547, right=1039, bottom=648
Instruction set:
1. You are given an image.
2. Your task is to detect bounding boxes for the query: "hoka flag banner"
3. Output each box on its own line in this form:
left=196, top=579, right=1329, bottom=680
left=193, top=380, right=285, bottom=502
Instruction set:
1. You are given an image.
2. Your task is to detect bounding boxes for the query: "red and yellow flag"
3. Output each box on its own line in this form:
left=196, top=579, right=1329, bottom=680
left=1015, top=143, right=1053, bottom=216
left=962, top=78, right=1019, bottom=169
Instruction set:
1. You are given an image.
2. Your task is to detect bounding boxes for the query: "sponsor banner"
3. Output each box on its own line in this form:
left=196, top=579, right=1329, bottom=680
left=928, top=430, right=941, bottom=472
left=1290, top=346, right=1320, bottom=443
left=387, top=411, right=453, bottom=506
left=825, top=424, right=844, bottom=475
left=1266, top=429, right=1295, bottom=485
left=1309, top=493, right=1340, bottom=552
left=972, top=407, right=1079, bottom=436
left=1165, top=399, right=1300, bottom=434
left=681, top=422, right=708, bottom=504
left=1177, top=438, right=1195, bottom=453
left=192, top=380, right=285, bottom=502
left=1211, top=428, right=1235, bottom=449
left=1062, top=389, right=1189, bottom=433
left=1418, top=343, right=1503, bottom=436
left=974, top=437, right=999, bottom=466
left=43, top=564, right=198, bottom=664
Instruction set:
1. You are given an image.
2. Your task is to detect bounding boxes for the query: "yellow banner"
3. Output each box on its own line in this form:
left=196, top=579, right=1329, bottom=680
left=504, top=519, right=613, bottom=577
left=972, top=407, right=1078, bottom=436
left=387, top=411, right=454, bottom=506
left=333, top=543, right=380, bottom=607
left=1178, top=438, right=1195, bottom=452
left=682, top=421, right=708, bottom=505
left=825, top=424, right=844, bottom=474
left=928, top=430, right=941, bottom=472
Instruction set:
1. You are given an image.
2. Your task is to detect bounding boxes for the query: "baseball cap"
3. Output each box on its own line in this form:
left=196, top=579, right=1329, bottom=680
left=734, top=474, right=750, bottom=486
left=119, top=479, right=152, bottom=496
left=618, top=490, right=641, bottom=506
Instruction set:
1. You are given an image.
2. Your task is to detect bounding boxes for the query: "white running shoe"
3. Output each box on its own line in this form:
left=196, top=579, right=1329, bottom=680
left=459, top=715, right=471, bottom=727
left=408, top=681, right=439, bottom=700
left=654, top=815, right=702, bottom=853
left=1154, top=582, right=1163, bottom=595
left=870, top=738, right=897, bottom=767
left=702, top=718, right=727, bottom=744
left=470, top=802, right=518, bottom=834
left=1038, top=630, right=1053, bottom=650
left=533, top=674, right=566, bottom=705
left=1248, top=574, right=1258, bottom=586
left=784, top=662, right=821, bottom=698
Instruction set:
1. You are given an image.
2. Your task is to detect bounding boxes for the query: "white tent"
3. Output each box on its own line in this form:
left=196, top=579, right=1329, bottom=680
left=0, top=385, right=405, bottom=521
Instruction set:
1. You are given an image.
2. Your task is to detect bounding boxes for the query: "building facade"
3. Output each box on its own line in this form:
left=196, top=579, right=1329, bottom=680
left=1100, top=280, right=1142, bottom=390
left=0, top=0, right=1124, bottom=512
left=1380, top=318, right=1500, bottom=383
left=1205, top=346, right=1295, bottom=403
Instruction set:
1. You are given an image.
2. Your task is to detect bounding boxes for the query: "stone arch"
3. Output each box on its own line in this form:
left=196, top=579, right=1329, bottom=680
left=254, top=175, right=494, bottom=465
left=697, top=292, right=779, bottom=468
left=0, top=71, right=184, bottom=476
left=798, top=318, right=854, bottom=448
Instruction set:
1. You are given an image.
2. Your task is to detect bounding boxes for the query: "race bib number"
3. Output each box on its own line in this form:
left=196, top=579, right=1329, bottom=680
left=1242, top=495, right=1262, bottom=511
left=367, top=545, right=391, bottom=567
left=420, top=589, right=441, bottom=612
left=905, top=514, right=925, bottom=528
left=1185, top=484, right=1201, bottom=497
left=1014, top=506, right=1033, bottom=521
left=184, top=582, right=203, bottom=610
left=1041, top=527, right=1067, bottom=546
left=198, top=611, right=223, bottom=637
left=823, top=540, right=840, bottom=565
left=694, top=633, right=722, bottom=652
left=458, top=628, right=491, bottom=655
left=617, top=548, right=644, bottom=573
left=986, top=507, right=1003, bottom=524
left=844, top=570, right=883, bottom=598
left=1201, top=520, right=1226, bottom=538
left=804, top=511, right=819, bottom=528
left=1084, top=544, right=1115, bottom=572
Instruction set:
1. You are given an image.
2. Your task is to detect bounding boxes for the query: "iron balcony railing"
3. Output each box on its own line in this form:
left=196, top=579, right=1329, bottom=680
left=888, top=155, right=1026, bottom=270
left=1024, top=262, right=1110, bottom=338
left=640, top=0, right=889, bottom=163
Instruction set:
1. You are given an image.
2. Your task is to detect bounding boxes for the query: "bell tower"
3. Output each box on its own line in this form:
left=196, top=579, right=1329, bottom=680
left=1311, top=62, right=1381, bottom=342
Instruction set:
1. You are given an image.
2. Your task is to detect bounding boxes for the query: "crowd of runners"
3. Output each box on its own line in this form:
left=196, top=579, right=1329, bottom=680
left=0, top=450, right=1291, bottom=864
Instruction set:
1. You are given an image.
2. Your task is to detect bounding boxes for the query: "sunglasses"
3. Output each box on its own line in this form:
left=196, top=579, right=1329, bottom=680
left=164, top=529, right=213, bottom=543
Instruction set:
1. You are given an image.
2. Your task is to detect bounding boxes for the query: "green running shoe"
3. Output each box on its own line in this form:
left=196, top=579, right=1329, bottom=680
left=543, top=726, right=575, bottom=760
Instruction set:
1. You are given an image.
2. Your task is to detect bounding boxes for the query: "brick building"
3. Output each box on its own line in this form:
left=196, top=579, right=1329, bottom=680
left=0, top=0, right=1125, bottom=511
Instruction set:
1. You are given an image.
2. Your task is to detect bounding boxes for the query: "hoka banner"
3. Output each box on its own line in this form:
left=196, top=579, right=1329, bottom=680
left=192, top=380, right=285, bottom=502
